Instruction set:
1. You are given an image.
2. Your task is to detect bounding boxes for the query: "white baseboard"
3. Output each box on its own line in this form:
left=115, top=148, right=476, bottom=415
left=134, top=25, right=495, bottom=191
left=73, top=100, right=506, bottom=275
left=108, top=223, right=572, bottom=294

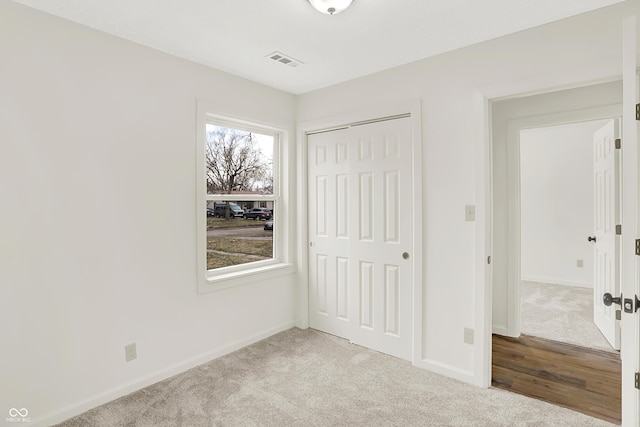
left=492, top=326, right=519, bottom=338
left=521, top=275, right=592, bottom=288
left=37, top=320, right=297, bottom=427
left=414, top=358, right=478, bottom=387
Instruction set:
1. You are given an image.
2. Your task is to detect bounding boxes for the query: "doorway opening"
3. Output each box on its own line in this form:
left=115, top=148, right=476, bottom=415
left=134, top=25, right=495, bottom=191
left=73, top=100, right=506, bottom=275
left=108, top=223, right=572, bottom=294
left=489, top=81, right=624, bottom=423
left=518, top=120, right=617, bottom=354
left=494, top=118, right=623, bottom=424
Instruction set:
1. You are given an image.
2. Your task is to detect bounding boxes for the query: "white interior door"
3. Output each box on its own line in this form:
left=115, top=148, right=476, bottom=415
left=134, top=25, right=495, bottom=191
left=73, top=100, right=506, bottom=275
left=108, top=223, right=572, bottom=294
left=308, top=117, right=413, bottom=360
left=621, top=16, right=640, bottom=425
left=593, top=118, right=621, bottom=350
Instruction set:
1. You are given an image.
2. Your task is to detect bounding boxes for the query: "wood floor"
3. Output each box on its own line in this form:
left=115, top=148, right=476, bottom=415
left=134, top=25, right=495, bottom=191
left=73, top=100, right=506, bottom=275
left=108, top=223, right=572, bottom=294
left=492, top=334, right=621, bottom=424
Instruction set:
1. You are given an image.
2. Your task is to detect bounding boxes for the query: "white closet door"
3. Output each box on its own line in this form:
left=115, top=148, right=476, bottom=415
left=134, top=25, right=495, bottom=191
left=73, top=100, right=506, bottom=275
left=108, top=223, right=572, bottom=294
left=308, top=117, right=413, bottom=360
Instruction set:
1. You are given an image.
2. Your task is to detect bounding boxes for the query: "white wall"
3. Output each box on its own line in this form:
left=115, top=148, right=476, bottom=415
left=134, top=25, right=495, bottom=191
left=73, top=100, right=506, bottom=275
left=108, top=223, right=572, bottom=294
left=520, top=120, right=610, bottom=288
left=297, top=1, right=638, bottom=386
left=0, top=2, right=297, bottom=426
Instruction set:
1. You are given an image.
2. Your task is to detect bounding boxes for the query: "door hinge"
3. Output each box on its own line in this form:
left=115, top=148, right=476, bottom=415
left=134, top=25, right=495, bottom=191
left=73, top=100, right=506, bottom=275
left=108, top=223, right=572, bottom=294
left=636, top=103, right=640, bottom=120
left=635, top=373, right=640, bottom=389
left=616, top=224, right=622, bottom=235
left=636, top=239, right=640, bottom=255
left=615, top=138, right=621, bottom=149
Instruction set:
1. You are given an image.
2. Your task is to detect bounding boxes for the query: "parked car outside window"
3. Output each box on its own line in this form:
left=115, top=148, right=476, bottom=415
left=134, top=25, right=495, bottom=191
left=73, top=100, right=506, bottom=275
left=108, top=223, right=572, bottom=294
left=244, top=207, right=272, bottom=220
left=214, top=202, right=244, bottom=218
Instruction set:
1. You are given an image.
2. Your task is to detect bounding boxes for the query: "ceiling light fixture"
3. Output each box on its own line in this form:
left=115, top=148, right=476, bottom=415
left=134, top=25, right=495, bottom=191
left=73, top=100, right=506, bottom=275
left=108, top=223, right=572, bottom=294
left=307, top=0, right=354, bottom=15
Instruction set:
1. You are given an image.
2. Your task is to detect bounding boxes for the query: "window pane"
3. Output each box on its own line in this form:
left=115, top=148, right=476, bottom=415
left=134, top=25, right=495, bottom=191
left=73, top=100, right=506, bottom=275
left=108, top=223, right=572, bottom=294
left=205, top=124, right=274, bottom=196
left=206, top=201, right=274, bottom=271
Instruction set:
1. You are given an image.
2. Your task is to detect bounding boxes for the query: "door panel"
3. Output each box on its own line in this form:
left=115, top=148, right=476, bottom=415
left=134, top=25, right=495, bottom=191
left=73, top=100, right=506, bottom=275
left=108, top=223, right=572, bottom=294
left=308, top=129, right=352, bottom=339
left=308, top=117, right=413, bottom=360
left=593, top=118, right=621, bottom=350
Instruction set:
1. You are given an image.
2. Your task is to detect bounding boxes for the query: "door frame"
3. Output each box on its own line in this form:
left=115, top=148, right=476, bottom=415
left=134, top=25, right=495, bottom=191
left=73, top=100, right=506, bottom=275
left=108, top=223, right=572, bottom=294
left=296, top=100, right=423, bottom=364
left=495, top=104, right=623, bottom=339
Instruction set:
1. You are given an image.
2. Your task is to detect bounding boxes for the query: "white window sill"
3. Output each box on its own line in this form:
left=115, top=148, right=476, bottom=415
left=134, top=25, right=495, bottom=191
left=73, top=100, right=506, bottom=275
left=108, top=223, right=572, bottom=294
left=198, top=262, right=295, bottom=294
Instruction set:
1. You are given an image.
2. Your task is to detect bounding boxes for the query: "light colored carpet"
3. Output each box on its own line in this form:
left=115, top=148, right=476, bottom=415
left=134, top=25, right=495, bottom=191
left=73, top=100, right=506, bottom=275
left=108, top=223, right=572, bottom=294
left=55, top=327, right=614, bottom=426
left=521, top=281, right=616, bottom=353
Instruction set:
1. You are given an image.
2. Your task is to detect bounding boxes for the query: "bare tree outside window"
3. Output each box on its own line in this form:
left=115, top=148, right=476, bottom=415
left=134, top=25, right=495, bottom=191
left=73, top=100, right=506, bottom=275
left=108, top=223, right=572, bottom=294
left=204, top=123, right=276, bottom=271
left=205, top=125, right=273, bottom=196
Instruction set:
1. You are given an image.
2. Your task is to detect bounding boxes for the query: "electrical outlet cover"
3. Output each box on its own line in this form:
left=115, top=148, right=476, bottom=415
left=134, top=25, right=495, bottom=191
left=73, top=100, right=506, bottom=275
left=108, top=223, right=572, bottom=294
left=465, top=205, right=475, bottom=222
left=125, top=343, right=137, bottom=362
left=464, top=328, right=474, bottom=345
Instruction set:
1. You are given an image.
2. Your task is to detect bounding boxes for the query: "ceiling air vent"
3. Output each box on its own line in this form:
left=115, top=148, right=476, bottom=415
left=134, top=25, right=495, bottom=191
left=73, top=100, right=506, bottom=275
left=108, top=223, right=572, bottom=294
left=266, top=51, right=304, bottom=68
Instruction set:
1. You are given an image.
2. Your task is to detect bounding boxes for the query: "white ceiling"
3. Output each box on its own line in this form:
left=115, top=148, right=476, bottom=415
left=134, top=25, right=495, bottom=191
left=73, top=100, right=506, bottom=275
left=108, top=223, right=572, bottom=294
left=11, top=0, right=626, bottom=94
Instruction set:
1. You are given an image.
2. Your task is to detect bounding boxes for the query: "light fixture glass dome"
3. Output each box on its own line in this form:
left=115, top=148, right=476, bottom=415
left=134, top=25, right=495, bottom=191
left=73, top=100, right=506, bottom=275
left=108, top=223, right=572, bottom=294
left=308, top=0, right=354, bottom=15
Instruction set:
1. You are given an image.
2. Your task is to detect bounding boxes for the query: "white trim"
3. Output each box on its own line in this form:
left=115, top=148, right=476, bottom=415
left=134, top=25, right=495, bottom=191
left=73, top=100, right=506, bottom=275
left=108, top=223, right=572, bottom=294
left=196, top=101, right=292, bottom=294
left=492, top=326, right=514, bottom=338
left=297, top=100, right=423, bottom=365
left=206, top=195, right=278, bottom=201
left=205, top=262, right=295, bottom=290
left=34, top=321, right=296, bottom=427
left=305, top=113, right=412, bottom=135
left=415, top=358, right=476, bottom=385
left=202, top=113, right=284, bottom=138
left=520, top=276, right=592, bottom=288
left=410, top=102, right=424, bottom=366
left=475, top=93, right=493, bottom=388
left=506, top=117, right=522, bottom=338
left=196, top=100, right=208, bottom=290
left=298, top=102, right=422, bottom=138
left=295, top=123, right=310, bottom=329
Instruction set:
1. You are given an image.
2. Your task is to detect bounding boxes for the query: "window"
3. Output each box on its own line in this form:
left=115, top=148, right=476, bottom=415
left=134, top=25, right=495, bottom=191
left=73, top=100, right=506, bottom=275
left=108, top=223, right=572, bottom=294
left=205, top=124, right=275, bottom=270
left=196, top=107, right=291, bottom=291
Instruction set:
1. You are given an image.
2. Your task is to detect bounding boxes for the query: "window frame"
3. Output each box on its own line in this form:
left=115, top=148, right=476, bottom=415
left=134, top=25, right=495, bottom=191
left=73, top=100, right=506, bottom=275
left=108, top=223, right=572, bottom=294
left=196, top=107, right=292, bottom=293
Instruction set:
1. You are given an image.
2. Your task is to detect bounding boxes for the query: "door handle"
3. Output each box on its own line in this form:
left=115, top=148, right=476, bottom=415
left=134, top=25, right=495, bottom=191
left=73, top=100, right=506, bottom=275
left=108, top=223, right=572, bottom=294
left=603, top=293, right=622, bottom=307
left=588, top=236, right=596, bottom=243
